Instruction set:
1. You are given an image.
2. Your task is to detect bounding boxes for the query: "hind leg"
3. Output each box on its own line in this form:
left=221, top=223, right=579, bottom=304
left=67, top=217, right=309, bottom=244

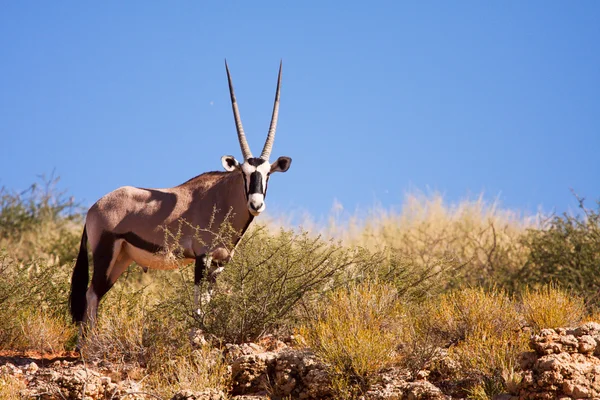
left=84, top=234, right=127, bottom=330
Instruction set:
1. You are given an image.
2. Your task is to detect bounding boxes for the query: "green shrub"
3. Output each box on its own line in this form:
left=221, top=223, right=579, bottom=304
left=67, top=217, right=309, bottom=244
left=187, top=227, right=383, bottom=343
left=518, top=199, right=600, bottom=307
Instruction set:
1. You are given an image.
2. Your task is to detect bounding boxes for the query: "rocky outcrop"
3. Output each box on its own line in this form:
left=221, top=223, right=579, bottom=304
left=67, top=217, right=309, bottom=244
left=364, top=367, right=448, bottom=400
left=1, top=359, right=142, bottom=399
left=518, top=322, right=600, bottom=399
left=227, top=340, right=447, bottom=400
left=171, top=389, right=228, bottom=400
left=1, top=336, right=445, bottom=400
left=227, top=339, right=332, bottom=399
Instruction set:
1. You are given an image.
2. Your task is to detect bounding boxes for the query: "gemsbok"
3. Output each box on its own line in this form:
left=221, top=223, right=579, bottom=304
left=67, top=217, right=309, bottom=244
left=69, top=61, right=291, bottom=332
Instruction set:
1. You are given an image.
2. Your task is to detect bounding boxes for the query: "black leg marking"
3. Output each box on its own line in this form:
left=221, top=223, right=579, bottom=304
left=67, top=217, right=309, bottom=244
left=90, top=232, right=116, bottom=302
left=195, top=254, right=207, bottom=285
left=69, top=226, right=89, bottom=323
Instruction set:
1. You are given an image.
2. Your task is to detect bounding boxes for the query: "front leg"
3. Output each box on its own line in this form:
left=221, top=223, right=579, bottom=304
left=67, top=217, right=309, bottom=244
left=194, top=247, right=232, bottom=313
left=194, top=254, right=209, bottom=315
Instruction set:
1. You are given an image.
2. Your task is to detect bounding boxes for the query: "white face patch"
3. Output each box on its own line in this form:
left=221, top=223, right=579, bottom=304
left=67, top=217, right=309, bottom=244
left=248, top=193, right=265, bottom=215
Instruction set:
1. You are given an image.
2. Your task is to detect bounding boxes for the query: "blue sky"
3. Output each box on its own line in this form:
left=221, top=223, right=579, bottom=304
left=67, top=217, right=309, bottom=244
left=1, top=1, right=599, bottom=221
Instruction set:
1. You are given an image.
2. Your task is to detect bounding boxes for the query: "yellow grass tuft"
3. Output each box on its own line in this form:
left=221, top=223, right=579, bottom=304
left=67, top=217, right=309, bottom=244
left=298, top=282, right=402, bottom=397
left=17, top=310, right=74, bottom=354
left=521, top=284, right=585, bottom=331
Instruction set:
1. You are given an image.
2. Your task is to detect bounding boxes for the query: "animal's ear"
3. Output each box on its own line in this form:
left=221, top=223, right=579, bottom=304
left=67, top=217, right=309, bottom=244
left=270, top=156, right=292, bottom=173
left=221, top=155, right=240, bottom=171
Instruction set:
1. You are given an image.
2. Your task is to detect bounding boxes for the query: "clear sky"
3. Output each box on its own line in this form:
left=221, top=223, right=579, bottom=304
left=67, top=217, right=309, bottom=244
left=1, top=1, right=599, bottom=221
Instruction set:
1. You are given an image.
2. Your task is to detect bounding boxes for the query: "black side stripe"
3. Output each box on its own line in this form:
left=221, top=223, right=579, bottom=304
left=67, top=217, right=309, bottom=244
left=115, top=232, right=164, bottom=254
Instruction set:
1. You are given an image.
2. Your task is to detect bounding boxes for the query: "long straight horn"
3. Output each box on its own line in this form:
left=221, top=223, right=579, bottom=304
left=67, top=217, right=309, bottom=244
left=225, top=60, right=253, bottom=160
left=260, top=61, right=282, bottom=160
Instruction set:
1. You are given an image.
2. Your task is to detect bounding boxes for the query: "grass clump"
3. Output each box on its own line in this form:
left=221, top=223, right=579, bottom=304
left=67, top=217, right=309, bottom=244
left=410, top=288, right=528, bottom=398
left=298, top=282, right=402, bottom=398
left=0, top=252, right=74, bottom=351
left=146, top=343, right=229, bottom=398
left=428, top=287, right=522, bottom=345
left=16, top=310, right=73, bottom=354
left=521, top=284, right=585, bottom=331
left=0, top=176, right=80, bottom=353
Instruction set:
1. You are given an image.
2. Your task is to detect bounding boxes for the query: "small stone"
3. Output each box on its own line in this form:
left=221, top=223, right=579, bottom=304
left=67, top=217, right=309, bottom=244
left=26, top=362, right=39, bottom=373
left=578, top=335, right=597, bottom=354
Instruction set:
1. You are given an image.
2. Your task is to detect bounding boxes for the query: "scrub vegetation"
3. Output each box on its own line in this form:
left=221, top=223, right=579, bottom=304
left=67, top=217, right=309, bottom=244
left=0, top=176, right=599, bottom=398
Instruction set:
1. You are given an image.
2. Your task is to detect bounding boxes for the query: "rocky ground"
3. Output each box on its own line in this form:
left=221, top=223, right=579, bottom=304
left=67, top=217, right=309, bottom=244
left=3, top=323, right=600, bottom=399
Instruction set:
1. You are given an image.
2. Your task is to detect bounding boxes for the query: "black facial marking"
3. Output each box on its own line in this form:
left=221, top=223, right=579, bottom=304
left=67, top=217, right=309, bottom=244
left=246, top=157, right=266, bottom=167
left=249, top=171, right=264, bottom=194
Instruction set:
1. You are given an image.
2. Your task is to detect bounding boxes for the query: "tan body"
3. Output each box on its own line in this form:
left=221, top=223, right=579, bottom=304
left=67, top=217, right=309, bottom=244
left=87, top=171, right=250, bottom=279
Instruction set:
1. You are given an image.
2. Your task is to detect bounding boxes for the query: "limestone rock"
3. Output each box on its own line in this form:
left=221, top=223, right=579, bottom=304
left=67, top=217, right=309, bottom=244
left=171, top=388, right=227, bottom=400
left=518, top=322, right=600, bottom=399
left=229, top=345, right=331, bottom=399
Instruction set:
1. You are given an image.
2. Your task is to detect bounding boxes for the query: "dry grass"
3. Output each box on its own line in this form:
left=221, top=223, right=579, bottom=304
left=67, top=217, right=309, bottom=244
left=81, top=294, right=149, bottom=364
left=146, top=344, right=230, bottom=397
left=428, top=287, right=522, bottom=345
left=80, top=285, right=231, bottom=396
left=0, top=252, right=74, bottom=352
left=17, top=310, right=74, bottom=354
left=0, top=177, right=81, bottom=263
left=403, top=287, right=529, bottom=397
left=521, top=284, right=586, bottom=331
left=0, top=375, right=25, bottom=400
left=299, top=192, right=537, bottom=289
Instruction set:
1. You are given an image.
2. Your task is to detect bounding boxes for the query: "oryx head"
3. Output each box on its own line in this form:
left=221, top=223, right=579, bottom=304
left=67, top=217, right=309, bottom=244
left=221, top=61, right=292, bottom=216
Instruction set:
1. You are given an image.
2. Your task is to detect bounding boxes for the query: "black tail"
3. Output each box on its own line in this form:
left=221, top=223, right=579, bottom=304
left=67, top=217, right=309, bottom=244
left=69, top=226, right=89, bottom=323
